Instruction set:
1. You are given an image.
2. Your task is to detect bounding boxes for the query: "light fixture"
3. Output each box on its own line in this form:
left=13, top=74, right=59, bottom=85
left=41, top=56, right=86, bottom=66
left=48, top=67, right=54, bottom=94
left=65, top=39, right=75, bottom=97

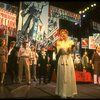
left=79, top=11, right=82, bottom=14
left=94, top=3, right=96, bottom=6
left=82, top=11, right=85, bottom=13
left=87, top=7, right=89, bottom=10
left=83, top=14, right=86, bottom=17
left=84, top=8, right=87, bottom=11
left=91, top=4, right=94, bottom=7
left=75, top=22, right=78, bottom=25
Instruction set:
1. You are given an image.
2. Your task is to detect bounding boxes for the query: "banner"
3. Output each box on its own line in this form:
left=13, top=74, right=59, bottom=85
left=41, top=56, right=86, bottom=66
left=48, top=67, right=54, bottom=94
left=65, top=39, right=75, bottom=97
left=89, top=36, right=97, bottom=49
left=0, top=8, right=16, bottom=37
left=49, top=6, right=81, bottom=23
left=93, top=33, right=100, bottom=45
left=92, top=21, right=100, bottom=32
left=81, top=38, right=89, bottom=49
left=0, top=2, right=18, bottom=14
left=16, top=2, right=49, bottom=47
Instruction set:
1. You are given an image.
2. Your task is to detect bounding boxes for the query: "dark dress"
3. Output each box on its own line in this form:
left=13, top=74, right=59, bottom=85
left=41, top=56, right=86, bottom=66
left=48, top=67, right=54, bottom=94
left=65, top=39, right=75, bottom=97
left=92, top=52, right=100, bottom=76
left=0, top=46, right=8, bottom=73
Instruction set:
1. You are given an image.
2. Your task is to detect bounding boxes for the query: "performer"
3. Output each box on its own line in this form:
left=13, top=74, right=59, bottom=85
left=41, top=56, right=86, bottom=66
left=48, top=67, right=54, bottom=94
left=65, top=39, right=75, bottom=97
left=30, top=45, right=38, bottom=81
left=18, top=40, right=31, bottom=85
left=0, top=38, right=8, bottom=85
left=48, top=46, right=57, bottom=83
left=92, top=45, right=100, bottom=85
left=38, top=47, right=49, bottom=84
left=55, top=29, right=77, bottom=98
left=82, top=51, right=89, bottom=72
left=8, top=41, right=18, bottom=84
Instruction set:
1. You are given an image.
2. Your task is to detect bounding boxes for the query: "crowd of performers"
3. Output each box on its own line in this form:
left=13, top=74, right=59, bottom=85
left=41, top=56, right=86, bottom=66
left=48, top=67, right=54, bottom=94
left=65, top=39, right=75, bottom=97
left=0, top=29, right=100, bottom=98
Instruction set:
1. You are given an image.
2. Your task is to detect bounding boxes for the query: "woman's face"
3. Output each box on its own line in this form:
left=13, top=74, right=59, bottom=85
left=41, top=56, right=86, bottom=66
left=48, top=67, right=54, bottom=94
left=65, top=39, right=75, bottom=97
left=97, top=46, right=100, bottom=53
left=62, top=33, right=68, bottom=40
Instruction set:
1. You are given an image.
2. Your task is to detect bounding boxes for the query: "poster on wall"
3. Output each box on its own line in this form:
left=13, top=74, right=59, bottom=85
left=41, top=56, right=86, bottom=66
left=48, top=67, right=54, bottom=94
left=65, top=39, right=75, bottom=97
left=47, top=16, right=59, bottom=48
left=16, top=1, right=49, bottom=47
left=81, top=38, right=89, bottom=49
left=47, top=5, right=81, bottom=48
left=93, top=33, right=100, bottom=45
left=0, top=2, right=18, bottom=14
left=0, top=8, right=16, bottom=37
left=49, top=6, right=81, bottom=23
left=89, top=36, right=97, bottom=49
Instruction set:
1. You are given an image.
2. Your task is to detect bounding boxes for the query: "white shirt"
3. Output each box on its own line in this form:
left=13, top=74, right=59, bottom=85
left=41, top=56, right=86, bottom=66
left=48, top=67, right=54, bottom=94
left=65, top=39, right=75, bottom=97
left=18, top=47, right=31, bottom=58
left=8, top=48, right=13, bottom=55
left=52, top=52, right=56, bottom=60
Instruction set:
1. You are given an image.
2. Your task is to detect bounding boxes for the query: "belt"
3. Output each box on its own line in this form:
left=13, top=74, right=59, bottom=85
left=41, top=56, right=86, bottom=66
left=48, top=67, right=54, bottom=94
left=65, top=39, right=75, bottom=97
left=20, top=56, right=29, bottom=58
left=0, top=54, right=4, bottom=56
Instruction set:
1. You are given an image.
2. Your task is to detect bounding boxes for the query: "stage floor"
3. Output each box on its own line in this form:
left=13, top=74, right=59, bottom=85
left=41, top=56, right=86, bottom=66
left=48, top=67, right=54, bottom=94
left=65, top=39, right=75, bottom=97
left=0, top=80, right=100, bottom=99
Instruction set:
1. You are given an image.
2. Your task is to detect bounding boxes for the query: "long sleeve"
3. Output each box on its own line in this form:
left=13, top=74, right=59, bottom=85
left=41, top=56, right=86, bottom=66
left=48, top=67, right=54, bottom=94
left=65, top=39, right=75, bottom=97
left=5, top=47, right=8, bottom=63
left=92, top=53, right=95, bottom=64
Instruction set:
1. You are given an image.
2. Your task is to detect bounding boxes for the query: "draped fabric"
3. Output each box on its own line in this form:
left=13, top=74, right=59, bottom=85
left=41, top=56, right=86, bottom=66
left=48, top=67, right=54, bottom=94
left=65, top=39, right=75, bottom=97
left=55, top=53, right=77, bottom=98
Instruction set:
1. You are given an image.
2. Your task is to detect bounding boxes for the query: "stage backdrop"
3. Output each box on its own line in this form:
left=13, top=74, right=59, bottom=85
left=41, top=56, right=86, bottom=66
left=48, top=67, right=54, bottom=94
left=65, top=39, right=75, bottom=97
left=16, top=2, right=81, bottom=49
left=16, top=2, right=49, bottom=48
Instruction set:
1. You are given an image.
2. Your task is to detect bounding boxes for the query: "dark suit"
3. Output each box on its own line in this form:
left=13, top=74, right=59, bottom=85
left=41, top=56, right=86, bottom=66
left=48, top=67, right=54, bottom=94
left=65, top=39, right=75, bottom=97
left=38, top=51, right=49, bottom=84
left=48, top=50, right=57, bottom=83
left=8, top=47, right=18, bottom=83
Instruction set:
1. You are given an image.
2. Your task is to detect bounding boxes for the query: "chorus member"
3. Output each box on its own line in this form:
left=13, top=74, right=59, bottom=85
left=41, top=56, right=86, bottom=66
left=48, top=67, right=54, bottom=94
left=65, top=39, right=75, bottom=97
left=18, top=40, right=31, bottom=85
left=92, top=45, right=100, bottom=85
left=0, top=38, right=8, bottom=85
left=30, top=45, right=38, bottom=81
left=8, top=41, right=18, bottom=84
left=48, top=46, right=57, bottom=83
left=38, top=47, right=49, bottom=84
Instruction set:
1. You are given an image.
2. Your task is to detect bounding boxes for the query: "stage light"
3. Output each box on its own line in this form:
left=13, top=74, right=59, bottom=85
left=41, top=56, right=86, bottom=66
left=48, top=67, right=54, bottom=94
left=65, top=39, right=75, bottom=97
left=91, top=4, right=94, bottom=7
left=94, top=3, right=96, bottom=6
left=83, top=14, right=86, bottom=17
left=75, top=22, right=78, bottom=25
left=85, top=9, right=87, bottom=11
left=87, top=7, right=89, bottom=10
left=79, top=11, right=81, bottom=14
left=82, top=11, right=85, bottom=13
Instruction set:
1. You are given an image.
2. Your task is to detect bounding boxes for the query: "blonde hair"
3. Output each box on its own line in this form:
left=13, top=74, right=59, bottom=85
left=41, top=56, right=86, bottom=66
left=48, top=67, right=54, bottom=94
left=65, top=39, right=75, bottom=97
left=59, top=29, right=69, bottom=36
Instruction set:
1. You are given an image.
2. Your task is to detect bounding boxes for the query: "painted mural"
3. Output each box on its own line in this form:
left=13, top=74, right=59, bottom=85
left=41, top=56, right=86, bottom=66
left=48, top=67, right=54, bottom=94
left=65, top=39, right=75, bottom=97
left=16, top=2, right=81, bottom=49
left=16, top=1, right=48, bottom=48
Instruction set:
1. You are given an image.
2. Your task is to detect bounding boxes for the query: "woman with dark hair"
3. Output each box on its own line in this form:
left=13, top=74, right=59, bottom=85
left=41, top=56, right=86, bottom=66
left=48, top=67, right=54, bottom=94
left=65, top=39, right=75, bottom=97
left=55, top=29, right=77, bottom=98
left=0, top=38, right=8, bottom=85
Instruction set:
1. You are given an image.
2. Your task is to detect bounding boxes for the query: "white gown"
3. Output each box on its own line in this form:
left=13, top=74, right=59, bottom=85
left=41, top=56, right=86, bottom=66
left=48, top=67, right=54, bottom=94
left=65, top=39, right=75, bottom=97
left=55, top=53, right=77, bottom=98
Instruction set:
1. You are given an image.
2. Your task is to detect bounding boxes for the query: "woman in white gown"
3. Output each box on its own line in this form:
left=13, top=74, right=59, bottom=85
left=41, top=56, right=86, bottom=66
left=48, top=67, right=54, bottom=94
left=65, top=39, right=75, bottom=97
left=55, top=29, right=77, bottom=98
